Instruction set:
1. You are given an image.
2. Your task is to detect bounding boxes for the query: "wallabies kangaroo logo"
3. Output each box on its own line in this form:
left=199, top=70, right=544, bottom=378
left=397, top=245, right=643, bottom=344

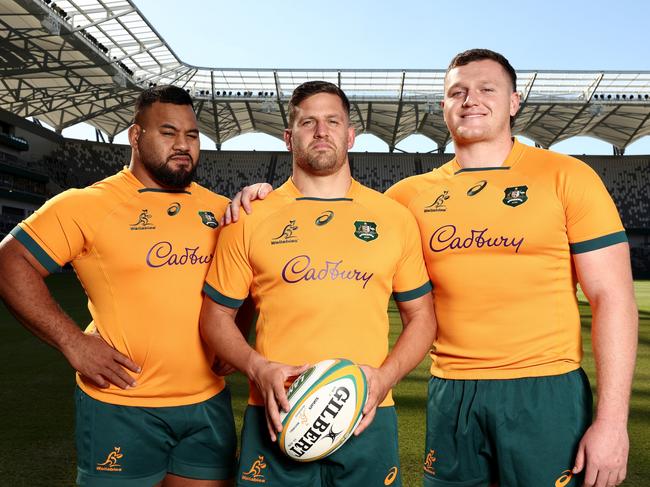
left=423, top=449, right=436, bottom=475
left=272, top=220, right=299, bottom=244
left=242, top=455, right=267, bottom=481
left=96, top=447, right=123, bottom=471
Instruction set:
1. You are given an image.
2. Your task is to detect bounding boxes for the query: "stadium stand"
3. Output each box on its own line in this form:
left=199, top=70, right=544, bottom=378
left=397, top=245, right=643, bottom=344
left=273, top=153, right=293, bottom=186
left=198, top=151, right=272, bottom=198
left=581, top=156, right=650, bottom=230
left=43, top=140, right=129, bottom=189
left=351, top=153, right=417, bottom=193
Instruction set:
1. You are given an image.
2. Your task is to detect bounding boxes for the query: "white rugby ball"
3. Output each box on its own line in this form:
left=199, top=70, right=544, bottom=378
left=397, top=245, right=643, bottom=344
left=278, top=358, right=367, bottom=462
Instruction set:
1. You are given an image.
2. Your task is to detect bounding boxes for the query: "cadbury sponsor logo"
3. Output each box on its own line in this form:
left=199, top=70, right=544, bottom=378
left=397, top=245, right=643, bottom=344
left=146, top=241, right=212, bottom=268
left=281, top=255, right=373, bottom=289
left=288, top=386, right=350, bottom=458
left=429, top=225, right=524, bottom=253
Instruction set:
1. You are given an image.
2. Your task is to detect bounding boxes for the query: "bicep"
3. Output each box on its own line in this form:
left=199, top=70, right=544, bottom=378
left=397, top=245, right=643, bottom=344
left=395, top=291, right=436, bottom=328
left=573, top=242, right=634, bottom=303
left=0, top=235, right=50, bottom=278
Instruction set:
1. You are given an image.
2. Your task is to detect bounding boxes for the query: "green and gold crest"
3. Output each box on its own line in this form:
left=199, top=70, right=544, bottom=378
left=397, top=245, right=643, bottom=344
left=354, top=221, right=378, bottom=242
left=198, top=211, right=219, bottom=228
left=502, top=186, right=528, bottom=207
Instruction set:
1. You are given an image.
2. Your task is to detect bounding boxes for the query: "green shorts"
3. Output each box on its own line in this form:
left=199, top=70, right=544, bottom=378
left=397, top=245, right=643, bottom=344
left=237, top=405, right=401, bottom=487
left=75, top=386, right=237, bottom=486
left=423, top=369, right=593, bottom=487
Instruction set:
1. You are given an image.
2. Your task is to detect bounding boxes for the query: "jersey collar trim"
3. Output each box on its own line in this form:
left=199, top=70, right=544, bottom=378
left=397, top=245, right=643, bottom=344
left=281, top=176, right=359, bottom=201
left=451, top=137, right=526, bottom=175
left=137, top=188, right=192, bottom=194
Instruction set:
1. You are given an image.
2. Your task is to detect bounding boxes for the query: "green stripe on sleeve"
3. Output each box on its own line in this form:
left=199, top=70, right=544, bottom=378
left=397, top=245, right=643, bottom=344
left=393, top=280, right=433, bottom=302
left=202, top=283, right=244, bottom=308
left=10, top=226, right=62, bottom=273
left=570, top=231, right=628, bottom=254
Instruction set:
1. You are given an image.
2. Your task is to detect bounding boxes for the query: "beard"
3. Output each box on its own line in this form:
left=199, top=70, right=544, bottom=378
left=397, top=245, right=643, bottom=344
left=292, top=143, right=345, bottom=176
left=139, top=145, right=197, bottom=189
left=148, top=158, right=197, bottom=188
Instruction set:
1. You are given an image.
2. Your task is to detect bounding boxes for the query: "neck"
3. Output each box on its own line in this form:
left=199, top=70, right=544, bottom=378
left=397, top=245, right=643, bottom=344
left=454, top=136, right=514, bottom=169
left=292, top=162, right=352, bottom=198
left=128, top=158, right=160, bottom=188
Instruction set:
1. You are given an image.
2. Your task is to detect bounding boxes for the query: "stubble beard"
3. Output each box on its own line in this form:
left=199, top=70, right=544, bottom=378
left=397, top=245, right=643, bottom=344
left=293, top=144, right=345, bottom=176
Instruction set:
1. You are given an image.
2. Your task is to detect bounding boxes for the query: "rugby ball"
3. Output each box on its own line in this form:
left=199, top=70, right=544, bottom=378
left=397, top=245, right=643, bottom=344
left=278, top=358, right=367, bottom=462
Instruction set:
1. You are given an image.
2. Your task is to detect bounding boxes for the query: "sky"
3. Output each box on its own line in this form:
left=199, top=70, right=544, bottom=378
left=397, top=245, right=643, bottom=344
left=63, top=0, right=650, bottom=155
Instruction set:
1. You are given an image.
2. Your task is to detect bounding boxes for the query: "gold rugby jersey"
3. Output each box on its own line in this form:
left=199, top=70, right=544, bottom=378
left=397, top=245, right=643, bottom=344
left=386, top=139, right=626, bottom=380
left=13, top=168, right=228, bottom=406
left=204, top=178, right=432, bottom=406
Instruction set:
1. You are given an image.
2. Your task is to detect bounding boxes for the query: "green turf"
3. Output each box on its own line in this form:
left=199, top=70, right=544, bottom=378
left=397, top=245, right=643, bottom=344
left=0, top=273, right=648, bottom=486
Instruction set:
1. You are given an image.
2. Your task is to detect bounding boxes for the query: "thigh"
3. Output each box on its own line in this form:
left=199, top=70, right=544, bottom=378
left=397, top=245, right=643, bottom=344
left=75, top=387, right=169, bottom=487
left=168, top=388, right=237, bottom=481
left=322, top=406, right=402, bottom=487
left=490, top=369, right=593, bottom=487
left=423, top=378, right=494, bottom=487
left=237, top=406, right=319, bottom=487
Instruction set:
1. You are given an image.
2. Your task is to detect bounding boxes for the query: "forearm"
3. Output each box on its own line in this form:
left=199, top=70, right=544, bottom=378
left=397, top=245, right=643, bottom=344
left=381, top=318, right=435, bottom=386
left=591, top=296, right=638, bottom=424
left=381, top=295, right=437, bottom=387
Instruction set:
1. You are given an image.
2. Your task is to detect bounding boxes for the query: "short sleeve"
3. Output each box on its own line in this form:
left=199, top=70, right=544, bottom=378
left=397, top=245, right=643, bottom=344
left=203, top=215, right=254, bottom=308
left=391, top=208, right=432, bottom=301
left=561, top=159, right=626, bottom=254
left=12, top=189, right=89, bottom=272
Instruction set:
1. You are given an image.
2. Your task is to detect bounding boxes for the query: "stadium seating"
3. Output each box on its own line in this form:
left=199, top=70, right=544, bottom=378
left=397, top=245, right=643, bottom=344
left=198, top=151, right=271, bottom=198
left=44, top=140, right=129, bottom=188
left=351, top=153, right=417, bottom=193
left=580, top=156, right=650, bottom=230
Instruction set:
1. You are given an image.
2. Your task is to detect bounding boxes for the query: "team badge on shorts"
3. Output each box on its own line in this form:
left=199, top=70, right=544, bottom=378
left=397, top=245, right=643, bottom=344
left=198, top=211, right=219, bottom=228
left=354, top=221, right=378, bottom=242
left=502, top=186, right=528, bottom=207
left=241, top=455, right=267, bottom=483
left=96, top=446, right=123, bottom=472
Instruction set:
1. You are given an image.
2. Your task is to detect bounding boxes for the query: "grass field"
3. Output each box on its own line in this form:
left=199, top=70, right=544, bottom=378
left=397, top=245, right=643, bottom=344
left=0, top=273, right=648, bottom=486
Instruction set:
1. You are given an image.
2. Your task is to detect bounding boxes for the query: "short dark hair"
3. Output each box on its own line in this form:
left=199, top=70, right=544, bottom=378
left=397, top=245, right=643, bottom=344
left=288, top=81, right=350, bottom=125
left=446, top=48, right=517, bottom=93
left=133, top=85, right=194, bottom=124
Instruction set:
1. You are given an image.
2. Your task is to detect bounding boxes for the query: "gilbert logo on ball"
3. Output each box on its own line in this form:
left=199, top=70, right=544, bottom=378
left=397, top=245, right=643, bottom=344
left=278, top=358, right=367, bottom=462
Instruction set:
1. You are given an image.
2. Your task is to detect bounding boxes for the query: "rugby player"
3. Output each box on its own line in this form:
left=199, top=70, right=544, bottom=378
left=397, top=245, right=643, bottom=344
left=386, top=49, right=638, bottom=487
left=0, top=86, right=237, bottom=486
left=199, top=81, right=437, bottom=487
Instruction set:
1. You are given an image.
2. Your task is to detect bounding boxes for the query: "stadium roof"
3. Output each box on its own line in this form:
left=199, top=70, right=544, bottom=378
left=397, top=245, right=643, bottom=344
left=2, top=0, right=650, bottom=152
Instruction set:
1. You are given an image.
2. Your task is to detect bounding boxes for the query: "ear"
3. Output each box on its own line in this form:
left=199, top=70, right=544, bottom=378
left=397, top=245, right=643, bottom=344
left=128, top=124, right=141, bottom=150
left=347, top=126, right=355, bottom=150
left=284, top=128, right=292, bottom=152
left=510, top=91, right=521, bottom=117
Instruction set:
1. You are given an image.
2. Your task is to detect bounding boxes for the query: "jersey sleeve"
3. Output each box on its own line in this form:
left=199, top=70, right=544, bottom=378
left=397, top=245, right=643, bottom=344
left=561, top=158, right=627, bottom=254
left=11, top=189, right=90, bottom=272
left=203, top=214, right=253, bottom=308
left=391, top=208, right=432, bottom=302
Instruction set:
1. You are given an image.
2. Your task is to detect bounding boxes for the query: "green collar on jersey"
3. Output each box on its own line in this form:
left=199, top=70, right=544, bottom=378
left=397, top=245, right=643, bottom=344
left=455, top=167, right=510, bottom=175
left=138, top=188, right=191, bottom=194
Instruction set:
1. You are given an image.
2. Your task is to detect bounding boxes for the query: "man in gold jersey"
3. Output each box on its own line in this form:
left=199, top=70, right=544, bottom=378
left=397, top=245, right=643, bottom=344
left=199, top=81, right=436, bottom=487
left=227, top=51, right=638, bottom=487
left=385, top=50, right=638, bottom=487
left=0, top=86, right=237, bottom=486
